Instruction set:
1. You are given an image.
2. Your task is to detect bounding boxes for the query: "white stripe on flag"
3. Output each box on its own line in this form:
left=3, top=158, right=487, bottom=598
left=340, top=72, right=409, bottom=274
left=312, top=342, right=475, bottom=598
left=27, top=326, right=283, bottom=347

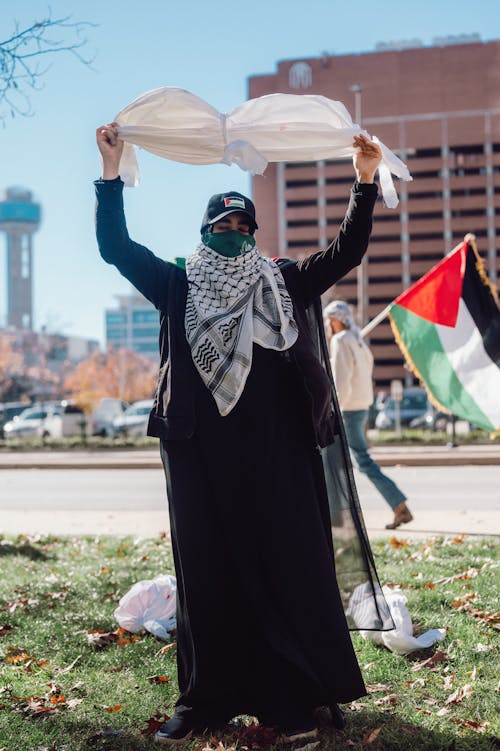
left=435, top=299, right=500, bottom=429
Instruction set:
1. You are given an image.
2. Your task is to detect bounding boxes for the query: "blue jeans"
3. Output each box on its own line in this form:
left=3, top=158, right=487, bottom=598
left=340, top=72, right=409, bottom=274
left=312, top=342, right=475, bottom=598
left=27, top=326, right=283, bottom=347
left=342, top=409, right=406, bottom=511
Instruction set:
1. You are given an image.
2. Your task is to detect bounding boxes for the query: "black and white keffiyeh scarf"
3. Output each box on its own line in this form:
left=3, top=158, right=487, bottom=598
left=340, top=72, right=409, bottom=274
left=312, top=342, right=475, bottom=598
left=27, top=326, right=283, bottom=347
left=185, top=243, right=298, bottom=416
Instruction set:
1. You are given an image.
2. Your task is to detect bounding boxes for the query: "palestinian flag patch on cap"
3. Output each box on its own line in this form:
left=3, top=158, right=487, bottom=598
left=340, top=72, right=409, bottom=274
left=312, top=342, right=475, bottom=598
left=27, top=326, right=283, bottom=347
left=224, top=196, right=245, bottom=209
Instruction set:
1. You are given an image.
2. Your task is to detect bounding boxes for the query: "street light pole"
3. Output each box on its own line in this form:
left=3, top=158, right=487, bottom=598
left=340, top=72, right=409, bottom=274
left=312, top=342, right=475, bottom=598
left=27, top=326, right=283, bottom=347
left=350, top=83, right=367, bottom=327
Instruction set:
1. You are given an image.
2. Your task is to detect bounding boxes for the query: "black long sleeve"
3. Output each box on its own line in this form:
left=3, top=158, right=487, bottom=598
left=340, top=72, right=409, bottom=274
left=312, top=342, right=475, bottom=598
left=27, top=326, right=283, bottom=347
left=94, top=177, right=173, bottom=310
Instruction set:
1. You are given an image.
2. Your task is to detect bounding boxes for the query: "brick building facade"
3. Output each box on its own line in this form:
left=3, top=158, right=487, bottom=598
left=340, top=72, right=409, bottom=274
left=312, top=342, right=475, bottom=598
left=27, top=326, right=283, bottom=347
left=248, top=39, right=500, bottom=387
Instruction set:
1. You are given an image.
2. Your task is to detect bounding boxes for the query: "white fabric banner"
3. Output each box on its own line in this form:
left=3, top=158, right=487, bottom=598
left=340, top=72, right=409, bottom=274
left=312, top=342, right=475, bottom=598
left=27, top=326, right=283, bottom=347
left=113, top=87, right=412, bottom=208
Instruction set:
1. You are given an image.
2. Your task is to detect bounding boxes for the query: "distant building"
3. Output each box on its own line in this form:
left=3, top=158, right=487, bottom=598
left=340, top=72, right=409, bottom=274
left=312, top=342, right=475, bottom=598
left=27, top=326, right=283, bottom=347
left=248, top=36, right=500, bottom=388
left=0, top=186, right=41, bottom=330
left=105, top=294, right=159, bottom=360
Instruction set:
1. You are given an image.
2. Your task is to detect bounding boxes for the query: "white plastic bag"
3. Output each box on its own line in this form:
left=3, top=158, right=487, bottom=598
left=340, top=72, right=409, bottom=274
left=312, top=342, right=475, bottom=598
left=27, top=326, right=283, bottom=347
left=351, top=585, right=446, bottom=655
left=114, top=574, right=176, bottom=640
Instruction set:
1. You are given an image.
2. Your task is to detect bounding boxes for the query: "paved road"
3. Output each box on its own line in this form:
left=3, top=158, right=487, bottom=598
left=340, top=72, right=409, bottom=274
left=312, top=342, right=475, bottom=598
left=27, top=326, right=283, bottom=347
left=1, top=465, right=498, bottom=538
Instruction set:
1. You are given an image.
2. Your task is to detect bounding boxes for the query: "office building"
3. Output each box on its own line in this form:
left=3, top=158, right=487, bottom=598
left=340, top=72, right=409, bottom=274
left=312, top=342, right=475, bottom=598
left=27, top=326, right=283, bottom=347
left=105, top=294, right=159, bottom=360
left=249, top=36, right=500, bottom=387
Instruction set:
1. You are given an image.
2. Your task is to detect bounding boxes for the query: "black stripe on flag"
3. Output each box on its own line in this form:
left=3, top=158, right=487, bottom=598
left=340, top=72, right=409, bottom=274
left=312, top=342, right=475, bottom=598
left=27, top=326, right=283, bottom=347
left=461, top=245, right=500, bottom=367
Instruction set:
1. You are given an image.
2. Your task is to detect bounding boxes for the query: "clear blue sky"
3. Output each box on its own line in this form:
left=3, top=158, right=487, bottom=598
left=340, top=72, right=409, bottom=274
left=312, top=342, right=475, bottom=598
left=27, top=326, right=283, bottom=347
left=1, top=0, right=498, bottom=344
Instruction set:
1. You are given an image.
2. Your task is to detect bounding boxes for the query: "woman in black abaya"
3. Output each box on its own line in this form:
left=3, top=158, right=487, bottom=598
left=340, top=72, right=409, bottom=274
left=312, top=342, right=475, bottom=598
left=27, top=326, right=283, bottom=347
left=95, top=123, right=386, bottom=745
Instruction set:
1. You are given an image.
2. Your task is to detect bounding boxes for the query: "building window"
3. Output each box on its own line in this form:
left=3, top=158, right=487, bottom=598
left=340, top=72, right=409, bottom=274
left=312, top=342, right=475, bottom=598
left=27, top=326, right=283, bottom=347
left=288, top=62, right=312, bottom=89
left=107, top=328, right=126, bottom=340
left=106, top=313, right=127, bottom=324
left=134, top=341, right=158, bottom=353
left=132, top=310, right=158, bottom=324
left=132, top=327, right=159, bottom=338
left=286, top=179, right=316, bottom=188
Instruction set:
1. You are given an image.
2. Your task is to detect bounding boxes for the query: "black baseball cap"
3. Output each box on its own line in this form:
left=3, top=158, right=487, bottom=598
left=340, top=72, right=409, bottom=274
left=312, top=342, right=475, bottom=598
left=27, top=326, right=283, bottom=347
left=200, top=191, right=258, bottom=235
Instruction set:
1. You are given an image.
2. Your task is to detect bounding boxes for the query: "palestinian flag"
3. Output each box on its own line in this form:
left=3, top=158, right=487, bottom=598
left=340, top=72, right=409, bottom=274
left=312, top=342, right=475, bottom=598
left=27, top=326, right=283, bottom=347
left=388, top=239, right=500, bottom=432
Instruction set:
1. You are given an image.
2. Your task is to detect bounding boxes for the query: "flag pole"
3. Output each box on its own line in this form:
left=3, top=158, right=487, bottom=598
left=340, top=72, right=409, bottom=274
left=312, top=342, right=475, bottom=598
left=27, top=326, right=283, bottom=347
left=360, top=304, right=391, bottom=338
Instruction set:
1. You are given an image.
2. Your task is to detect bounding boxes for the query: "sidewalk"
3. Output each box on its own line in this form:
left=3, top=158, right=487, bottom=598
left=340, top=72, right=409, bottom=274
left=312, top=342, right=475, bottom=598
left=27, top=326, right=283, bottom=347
left=0, top=443, right=498, bottom=469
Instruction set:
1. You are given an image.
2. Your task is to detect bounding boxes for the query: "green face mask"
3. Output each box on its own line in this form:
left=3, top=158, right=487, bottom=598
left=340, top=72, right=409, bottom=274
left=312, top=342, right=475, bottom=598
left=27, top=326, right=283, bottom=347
left=203, top=230, right=256, bottom=258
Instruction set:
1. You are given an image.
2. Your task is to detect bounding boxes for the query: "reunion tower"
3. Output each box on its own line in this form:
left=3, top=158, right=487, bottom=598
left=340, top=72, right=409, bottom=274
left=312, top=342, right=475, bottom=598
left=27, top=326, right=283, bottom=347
left=0, top=187, right=41, bottom=330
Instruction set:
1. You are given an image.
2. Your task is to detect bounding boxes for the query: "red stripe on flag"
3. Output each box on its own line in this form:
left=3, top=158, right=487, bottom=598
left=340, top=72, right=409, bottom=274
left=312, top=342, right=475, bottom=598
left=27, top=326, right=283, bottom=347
left=394, top=241, right=468, bottom=326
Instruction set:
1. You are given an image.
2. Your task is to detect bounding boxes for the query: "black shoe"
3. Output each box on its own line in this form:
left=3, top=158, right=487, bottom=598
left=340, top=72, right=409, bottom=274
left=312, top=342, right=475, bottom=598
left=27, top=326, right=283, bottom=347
left=154, top=715, right=196, bottom=744
left=329, top=703, right=346, bottom=730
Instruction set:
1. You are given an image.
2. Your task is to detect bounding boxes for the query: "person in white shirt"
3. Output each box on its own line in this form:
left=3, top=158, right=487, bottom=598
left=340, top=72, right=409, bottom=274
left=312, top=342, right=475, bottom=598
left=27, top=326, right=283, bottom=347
left=324, top=300, right=414, bottom=530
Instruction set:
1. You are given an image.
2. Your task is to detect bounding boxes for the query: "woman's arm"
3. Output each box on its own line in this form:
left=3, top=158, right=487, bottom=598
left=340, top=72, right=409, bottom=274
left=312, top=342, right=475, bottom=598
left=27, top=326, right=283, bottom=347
left=95, top=123, right=172, bottom=309
left=293, top=135, right=382, bottom=305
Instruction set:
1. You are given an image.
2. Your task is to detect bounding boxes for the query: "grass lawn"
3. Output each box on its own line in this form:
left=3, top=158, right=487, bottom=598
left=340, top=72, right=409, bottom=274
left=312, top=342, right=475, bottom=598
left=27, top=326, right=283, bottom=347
left=0, top=534, right=498, bottom=751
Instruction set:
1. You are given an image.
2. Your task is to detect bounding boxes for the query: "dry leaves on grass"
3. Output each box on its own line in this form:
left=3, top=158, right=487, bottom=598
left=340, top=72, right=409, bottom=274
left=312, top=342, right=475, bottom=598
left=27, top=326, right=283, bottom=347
left=389, top=537, right=409, bottom=548
left=0, top=625, right=13, bottom=637
left=411, top=650, right=448, bottom=672
left=103, top=704, right=123, bottom=713
left=4, top=646, right=49, bottom=672
left=86, top=626, right=141, bottom=648
left=147, top=675, right=169, bottom=684
left=445, top=683, right=474, bottom=705
left=141, top=710, right=171, bottom=736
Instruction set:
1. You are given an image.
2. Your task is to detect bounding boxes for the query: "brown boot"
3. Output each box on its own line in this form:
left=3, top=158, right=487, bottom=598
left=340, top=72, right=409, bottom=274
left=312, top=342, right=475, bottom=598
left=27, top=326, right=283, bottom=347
left=385, top=503, right=414, bottom=530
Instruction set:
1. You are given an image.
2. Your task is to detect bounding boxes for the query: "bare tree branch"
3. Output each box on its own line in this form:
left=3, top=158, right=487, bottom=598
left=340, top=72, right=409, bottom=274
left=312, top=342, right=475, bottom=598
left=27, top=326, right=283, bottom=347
left=0, top=12, right=95, bottom=122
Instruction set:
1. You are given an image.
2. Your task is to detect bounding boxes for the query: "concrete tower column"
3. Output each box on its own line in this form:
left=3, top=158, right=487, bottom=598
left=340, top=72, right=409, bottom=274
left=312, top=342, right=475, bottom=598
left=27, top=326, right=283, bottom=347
left=0, top=187, right=41, bottom=330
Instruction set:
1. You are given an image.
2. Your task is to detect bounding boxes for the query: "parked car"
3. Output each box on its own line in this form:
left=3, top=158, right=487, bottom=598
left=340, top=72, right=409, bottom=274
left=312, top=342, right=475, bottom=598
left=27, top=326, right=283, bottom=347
left=3, top=401, right=85, bottom=439
left=112, top=399, right=154, bottom=437
left=0, top=401, right=29, bottom=438
left=409, top=404, right=449, bottom=431
left=91, top=397, right=129, bottom=437
left=374, top=387, right=429, bottom=430
left=3, top=403, right=63, bottom=439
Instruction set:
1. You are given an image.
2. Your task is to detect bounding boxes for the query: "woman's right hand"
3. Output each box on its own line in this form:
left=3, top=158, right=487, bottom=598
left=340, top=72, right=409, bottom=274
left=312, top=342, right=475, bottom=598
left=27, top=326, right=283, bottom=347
left=96, top=122, right=124, bottom=180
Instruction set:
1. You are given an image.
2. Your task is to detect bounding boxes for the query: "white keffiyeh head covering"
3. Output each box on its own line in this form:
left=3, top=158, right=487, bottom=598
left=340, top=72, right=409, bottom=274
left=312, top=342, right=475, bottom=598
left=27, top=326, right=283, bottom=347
left=185, top=244, right=298, bottom=416
left=323, top=300, right=363, bottom=345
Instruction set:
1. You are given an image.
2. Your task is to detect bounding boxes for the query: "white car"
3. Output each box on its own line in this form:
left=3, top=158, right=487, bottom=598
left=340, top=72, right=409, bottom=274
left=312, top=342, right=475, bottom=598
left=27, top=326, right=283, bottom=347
left=91, top=397, right=129, bottom=437
left=3, top=402, right=85, bottom=439
left=112, top=399, right=154, bottom=438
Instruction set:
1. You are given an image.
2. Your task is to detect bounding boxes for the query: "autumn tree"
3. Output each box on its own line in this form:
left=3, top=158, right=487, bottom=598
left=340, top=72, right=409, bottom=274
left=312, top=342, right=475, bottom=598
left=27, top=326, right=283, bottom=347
left=0, top=333, right=23, bottom=401
left=64, top=348, right=157, bottom=413
left=1, top=13, right=93, bottom=121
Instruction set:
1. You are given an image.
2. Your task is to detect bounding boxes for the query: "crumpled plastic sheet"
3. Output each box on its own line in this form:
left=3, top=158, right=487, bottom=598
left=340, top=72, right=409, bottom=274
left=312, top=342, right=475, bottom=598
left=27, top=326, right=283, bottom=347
left=348, top=584, right=446, bottom=655
left=114, top=574, right=177, bottom=640
left=112, top=87, right=412, bottom=209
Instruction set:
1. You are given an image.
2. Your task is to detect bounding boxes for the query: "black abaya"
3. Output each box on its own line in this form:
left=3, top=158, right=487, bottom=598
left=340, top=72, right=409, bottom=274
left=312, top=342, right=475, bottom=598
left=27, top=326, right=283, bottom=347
left=160, top=344, right=366, bottom=726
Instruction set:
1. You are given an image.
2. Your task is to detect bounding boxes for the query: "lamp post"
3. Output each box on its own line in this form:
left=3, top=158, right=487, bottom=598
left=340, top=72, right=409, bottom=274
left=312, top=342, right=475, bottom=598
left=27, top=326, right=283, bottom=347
left=350, top=84, right=367, bottom=327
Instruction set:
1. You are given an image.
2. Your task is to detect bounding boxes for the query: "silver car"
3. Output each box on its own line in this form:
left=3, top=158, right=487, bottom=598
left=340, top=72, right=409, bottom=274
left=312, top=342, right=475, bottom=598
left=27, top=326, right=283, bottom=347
left=112, top=399, right=154, bottom=438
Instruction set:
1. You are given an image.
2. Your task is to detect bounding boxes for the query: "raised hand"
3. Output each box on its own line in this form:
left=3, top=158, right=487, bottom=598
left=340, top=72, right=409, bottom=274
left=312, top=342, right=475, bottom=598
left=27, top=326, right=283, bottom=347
left=352, top=134, right=382, bottom=184
left=96, top=122, right=124, bottom=180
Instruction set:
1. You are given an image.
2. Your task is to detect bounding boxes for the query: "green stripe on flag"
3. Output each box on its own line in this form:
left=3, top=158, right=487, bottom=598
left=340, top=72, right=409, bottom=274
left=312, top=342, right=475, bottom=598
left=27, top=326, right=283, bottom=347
left=390, top=303, right=494, bottom=430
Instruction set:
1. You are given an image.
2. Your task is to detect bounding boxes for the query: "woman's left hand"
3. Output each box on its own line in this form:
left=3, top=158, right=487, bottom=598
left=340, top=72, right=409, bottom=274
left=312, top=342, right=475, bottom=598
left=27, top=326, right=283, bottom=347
left=352, top=134, right=382, bottom=184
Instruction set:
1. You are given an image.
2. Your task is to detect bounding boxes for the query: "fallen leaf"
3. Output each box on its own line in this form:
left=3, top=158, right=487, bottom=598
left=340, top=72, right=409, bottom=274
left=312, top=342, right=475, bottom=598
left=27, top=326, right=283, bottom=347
left=86, top=630, right=118, bottom=648
left=445, top=684, right=474, bottom=705
left=147, top=675, right=169, bottom=684
left=141, top=710, right=170, bottom=736
left=448, top=718, right=489, bottom=733
left=104, top=704, right=123, bottom=713
left=389, top=537, right=409, bottom=548
left=362, top=727, right=382, bottom=744
left=0, top=625, right=13, bottom=637
left=374, top=694, right=398, bottom=706
left=157, top=642, right=177, bottom=656
left=412, top=650, right=448, bottom=671
left=436, top=707, right=450, bottom=716
left=366, top=683, right=391, bottom=693
left=58, top=654, right=82, bottom=675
